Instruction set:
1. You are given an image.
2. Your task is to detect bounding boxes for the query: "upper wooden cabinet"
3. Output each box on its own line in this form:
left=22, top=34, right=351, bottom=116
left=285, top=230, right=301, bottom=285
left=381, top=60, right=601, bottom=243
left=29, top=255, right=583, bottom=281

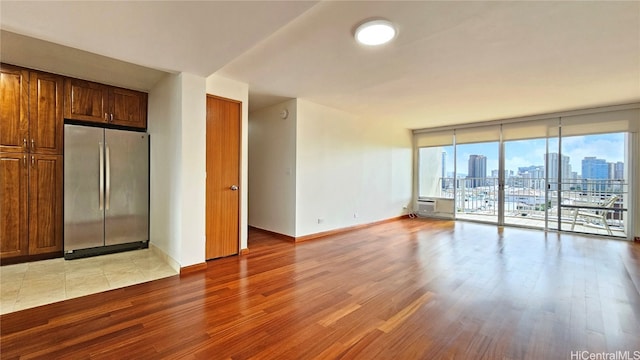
left=65, top=78, right=147, bottom=129
left=111, top=87, right=148, bottom=128
left=63, top=78, right=109, bottom=124
left=0, top=64, right=63, bottom=155
left=0, top=64, right=29, bottom=153
left=30, top=72, right=64, bottom=155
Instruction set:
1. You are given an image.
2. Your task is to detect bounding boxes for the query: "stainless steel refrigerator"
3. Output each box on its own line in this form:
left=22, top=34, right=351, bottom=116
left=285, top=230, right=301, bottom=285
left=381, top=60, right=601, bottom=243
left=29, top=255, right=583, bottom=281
left=64, top=124, right=149, bottom=259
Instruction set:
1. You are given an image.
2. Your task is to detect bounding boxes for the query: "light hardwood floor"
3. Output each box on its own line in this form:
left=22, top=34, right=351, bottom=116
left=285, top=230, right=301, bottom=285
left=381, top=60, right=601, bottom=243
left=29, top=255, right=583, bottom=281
left=1, top=219, right=639, bottom=359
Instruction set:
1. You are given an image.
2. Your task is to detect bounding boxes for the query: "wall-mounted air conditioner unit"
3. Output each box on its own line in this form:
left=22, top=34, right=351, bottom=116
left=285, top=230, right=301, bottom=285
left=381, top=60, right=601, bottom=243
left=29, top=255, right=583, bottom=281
left=416, top=199, right=436, bottom=216
left=415, top=197, right=455, bottom=219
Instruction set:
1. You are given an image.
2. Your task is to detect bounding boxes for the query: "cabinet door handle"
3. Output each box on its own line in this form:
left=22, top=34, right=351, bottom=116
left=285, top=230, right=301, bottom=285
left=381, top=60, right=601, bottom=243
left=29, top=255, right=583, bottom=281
left=23, top=155, right=26, bottom=167
left=31, top=156, right=35, bottom=167
left=23, top=138, right=27, bottom=149
left=110, top=113, right=114, bottom=122
left=31, top=139, right=35, bottom=150
left=105, top=112, right=108, bottom=122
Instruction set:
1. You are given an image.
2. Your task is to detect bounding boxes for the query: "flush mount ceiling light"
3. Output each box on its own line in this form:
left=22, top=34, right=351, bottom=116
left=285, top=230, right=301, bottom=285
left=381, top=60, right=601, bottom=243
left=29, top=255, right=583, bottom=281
left=354, top=19, right=397, bottom=46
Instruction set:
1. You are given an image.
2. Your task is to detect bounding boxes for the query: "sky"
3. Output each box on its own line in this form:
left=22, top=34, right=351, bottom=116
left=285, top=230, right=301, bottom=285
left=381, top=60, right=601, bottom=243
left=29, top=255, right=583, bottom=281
left=442, top=132, right=626, bottom=177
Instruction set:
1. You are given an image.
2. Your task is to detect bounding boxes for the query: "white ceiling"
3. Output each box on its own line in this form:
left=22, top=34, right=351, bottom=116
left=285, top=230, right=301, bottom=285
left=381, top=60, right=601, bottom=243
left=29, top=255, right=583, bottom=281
left=2, top=1, right=639, bottom=130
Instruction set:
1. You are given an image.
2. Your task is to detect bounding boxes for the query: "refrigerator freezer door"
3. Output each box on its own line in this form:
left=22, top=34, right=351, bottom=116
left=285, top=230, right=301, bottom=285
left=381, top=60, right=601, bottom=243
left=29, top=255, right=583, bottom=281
left=64, top=125, right=105, bottom=251
left=104, top=129, right=149, bottom=246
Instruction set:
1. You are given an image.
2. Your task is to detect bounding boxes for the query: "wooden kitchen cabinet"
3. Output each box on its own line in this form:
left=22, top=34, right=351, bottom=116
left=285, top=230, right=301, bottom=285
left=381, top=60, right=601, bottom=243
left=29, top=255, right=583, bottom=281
left=0, top=153, right=62, bottom=260
left=0, top=153, right=29, bottom=259
left=0, top=64, right=29, bottom=153
left=30, top=71, right=64, bottom=155
left=28, top=154, right=63, bottom=255
left=0, top=64, right=64, bottom=155
left=64, top=78, right=109, bottom=123
left=1, top=64, right=64, bottom=262
left=65, top=78, right=147, bottom=129
left=110, top=87, right=147, bottom=128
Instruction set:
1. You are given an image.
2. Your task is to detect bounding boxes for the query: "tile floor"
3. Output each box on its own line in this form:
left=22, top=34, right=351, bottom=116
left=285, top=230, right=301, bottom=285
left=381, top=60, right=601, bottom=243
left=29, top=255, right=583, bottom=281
left=0, top=249, right=178, bottom=315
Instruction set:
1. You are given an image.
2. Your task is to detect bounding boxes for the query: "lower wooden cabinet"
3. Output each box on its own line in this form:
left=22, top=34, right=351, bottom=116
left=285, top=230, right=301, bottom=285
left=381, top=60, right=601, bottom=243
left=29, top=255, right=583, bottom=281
left=0, top=153, right=29, bottom=258
left=0, top=153, right=63, bottom=260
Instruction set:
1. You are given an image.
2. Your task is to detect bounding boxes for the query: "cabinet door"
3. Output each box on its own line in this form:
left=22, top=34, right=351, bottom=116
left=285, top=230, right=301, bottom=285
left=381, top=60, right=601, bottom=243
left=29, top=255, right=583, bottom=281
left=0, top=64, right=29, bottom=153
left=0, top=153, right=29, bottom=259
left=30, top=72, right=64, bottom=155
left=64, top=78, right=109, bottom=124
left=28, top=154, right=63, bottom=255
left=110, top=87, right=147, bottom=129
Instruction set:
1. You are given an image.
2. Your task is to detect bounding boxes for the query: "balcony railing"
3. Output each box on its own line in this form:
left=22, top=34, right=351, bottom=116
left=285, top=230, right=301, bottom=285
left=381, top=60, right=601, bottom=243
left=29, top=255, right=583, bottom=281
left=427, top=177, right=628, bottom=237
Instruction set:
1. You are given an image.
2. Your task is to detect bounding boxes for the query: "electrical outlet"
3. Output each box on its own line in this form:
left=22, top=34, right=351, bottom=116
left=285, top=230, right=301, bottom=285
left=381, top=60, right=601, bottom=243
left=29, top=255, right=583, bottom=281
left=317, top=218, right=324, bottom=224
left=353, top=212, right=358, bottom=218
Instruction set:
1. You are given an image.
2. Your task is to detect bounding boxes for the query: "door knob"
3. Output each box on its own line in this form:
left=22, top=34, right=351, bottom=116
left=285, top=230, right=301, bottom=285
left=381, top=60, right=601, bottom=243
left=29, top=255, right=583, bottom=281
left=230, top=185, right=238, bottom=191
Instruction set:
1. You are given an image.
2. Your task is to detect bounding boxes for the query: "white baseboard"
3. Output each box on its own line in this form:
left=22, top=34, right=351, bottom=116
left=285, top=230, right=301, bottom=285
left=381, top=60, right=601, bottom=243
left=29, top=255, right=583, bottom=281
left=149, top=243, right=180, bottom=272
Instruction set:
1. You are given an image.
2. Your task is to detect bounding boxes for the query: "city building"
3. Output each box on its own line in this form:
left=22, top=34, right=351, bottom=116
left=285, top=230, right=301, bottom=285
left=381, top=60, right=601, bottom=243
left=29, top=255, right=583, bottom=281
left=582, top=157, right=609, bottom=191
left=467, top=155, right=487, bottom=188
left=607, top=161, right=625, bottom=179
left=544, top=153, right=571, bottom=190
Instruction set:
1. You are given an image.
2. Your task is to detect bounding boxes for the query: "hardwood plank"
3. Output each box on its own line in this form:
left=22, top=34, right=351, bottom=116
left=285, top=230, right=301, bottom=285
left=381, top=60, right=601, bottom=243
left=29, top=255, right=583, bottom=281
left=1, top=219, right=639, bottom=359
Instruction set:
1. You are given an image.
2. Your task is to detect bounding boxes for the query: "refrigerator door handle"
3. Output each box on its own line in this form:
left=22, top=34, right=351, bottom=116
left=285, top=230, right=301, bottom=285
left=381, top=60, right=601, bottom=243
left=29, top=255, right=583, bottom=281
left=99, top=142, right=104, bottom=210
left=106, top=145, right=111, bottom=210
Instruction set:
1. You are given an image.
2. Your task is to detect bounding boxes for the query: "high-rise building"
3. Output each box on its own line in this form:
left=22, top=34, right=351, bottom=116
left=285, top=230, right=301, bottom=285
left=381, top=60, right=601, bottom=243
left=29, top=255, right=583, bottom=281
left=582, top=157, right=609, bottom=191
left=614, top=161, right=624, bottom=180
left=608, top=162, right=615, bottom=180
left=545, top=153, right=571, bottom=190
left=467, top=155, right=487, bottom=188
left=608, top=161, right=625, bottom=191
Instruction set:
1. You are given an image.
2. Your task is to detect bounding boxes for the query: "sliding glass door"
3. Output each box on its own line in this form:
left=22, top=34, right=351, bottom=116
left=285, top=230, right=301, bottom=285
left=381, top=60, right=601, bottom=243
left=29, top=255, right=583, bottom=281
left=558, top=133, right=628, bottom=237
left=502, top=138, right=548, bottom=229
left=414, top=107, right=637, bottom=239
left=453, top=126, right=501, bottom=224
left=501, top=119, right=558, bottom=230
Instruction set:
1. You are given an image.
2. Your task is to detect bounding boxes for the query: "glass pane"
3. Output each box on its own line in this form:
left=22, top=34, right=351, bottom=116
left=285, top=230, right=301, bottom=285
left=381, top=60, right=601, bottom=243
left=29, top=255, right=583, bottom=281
left=454, top=142, right=499, bottom=224
left=559, top=133, right=628, bottom=237
left=418, top=146, right=454, bottom=199
left=503, top=138, right=548, bottom=229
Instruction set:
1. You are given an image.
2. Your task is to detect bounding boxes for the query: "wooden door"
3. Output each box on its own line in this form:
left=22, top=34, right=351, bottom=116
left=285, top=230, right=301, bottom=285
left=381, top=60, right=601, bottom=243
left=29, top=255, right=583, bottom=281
left=0, top=152, right=29, bottom=259
left=30, top=71, right=64, bottom=155
left=206, top=95, right=240, bottom=259
left=0, top=64, right=29, bottom=153
left=28, top=154, right=63, bottom=255
left=64, top=78, right=109, bottom=123
left=110, top=87, right=147, bottom=129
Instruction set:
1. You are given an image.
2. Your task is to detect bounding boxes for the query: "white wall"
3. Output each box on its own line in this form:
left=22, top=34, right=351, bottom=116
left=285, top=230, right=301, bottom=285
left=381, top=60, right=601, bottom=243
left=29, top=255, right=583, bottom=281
left=148, top=72, right=207, bottom=269
left=248, top=99, right=297, bottom=236
left=205, top=74, right=250, bottom=250
left=179, top=73, right=207, bottom=266
left=148, top=73, right=182, bottom=267
left=295, top=99, right=413, bottom=237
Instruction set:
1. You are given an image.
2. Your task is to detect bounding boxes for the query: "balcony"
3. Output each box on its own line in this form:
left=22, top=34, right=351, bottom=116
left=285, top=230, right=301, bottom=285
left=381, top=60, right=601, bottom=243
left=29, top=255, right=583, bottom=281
left=432, top=177, right=628, bottom=238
